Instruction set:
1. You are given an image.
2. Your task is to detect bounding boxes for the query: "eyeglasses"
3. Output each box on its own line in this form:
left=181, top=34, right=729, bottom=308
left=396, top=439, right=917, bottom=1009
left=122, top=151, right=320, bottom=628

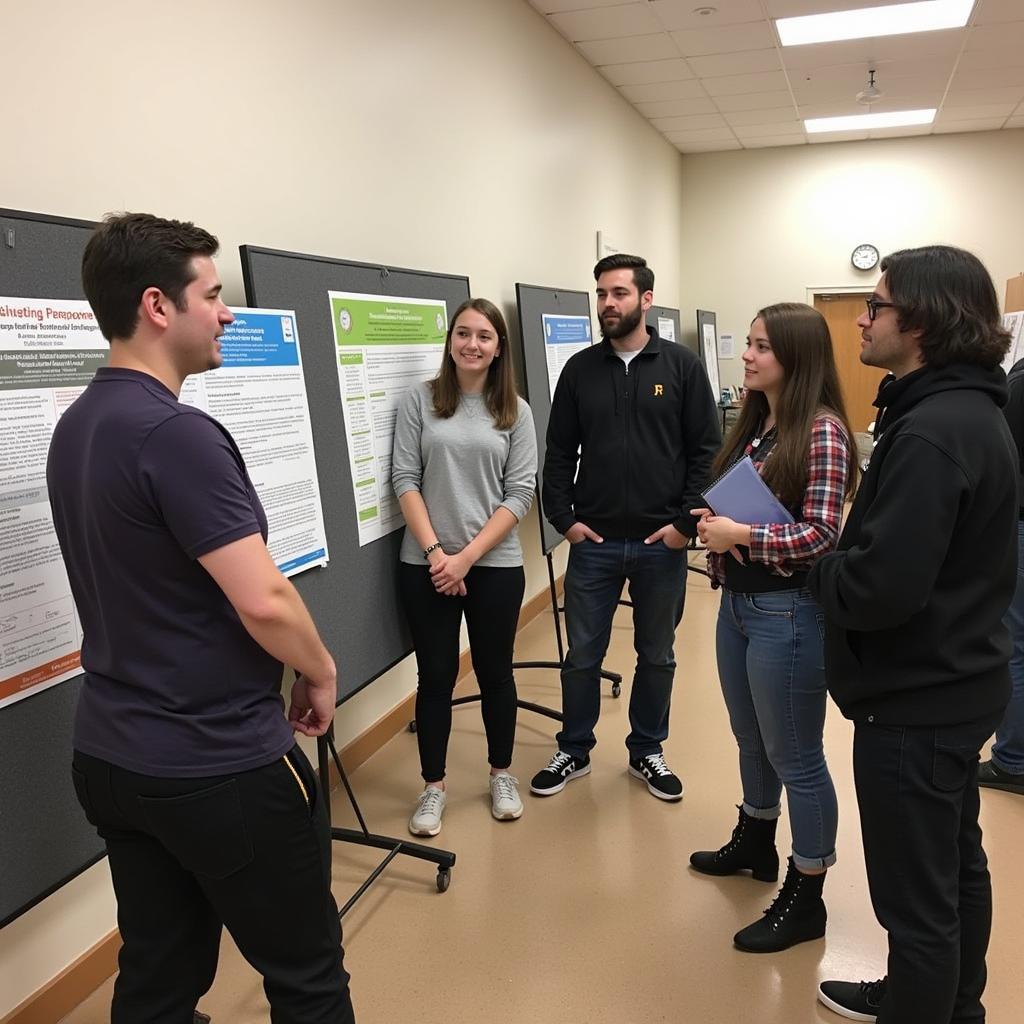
left=865, top=298, right=898, bottom=322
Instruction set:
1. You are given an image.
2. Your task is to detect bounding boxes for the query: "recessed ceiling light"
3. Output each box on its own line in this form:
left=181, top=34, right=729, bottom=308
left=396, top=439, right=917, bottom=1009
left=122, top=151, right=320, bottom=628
left=804, top=109, right=937, bottom=133
left=777, top=0, right=974, bottom=47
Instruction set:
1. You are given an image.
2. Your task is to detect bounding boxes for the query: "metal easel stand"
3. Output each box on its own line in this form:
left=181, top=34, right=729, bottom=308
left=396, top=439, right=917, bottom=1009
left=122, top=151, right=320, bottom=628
left=408, top=550, right=622, bottom=735
left=317, top=727, right=456, bottom=909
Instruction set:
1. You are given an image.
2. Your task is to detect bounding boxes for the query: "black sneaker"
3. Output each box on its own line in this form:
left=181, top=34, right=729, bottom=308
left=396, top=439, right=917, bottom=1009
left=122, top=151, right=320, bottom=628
left=978, top=759, right=1024, bottom=795
left=530, top=751, right=591, bottom=796
left=628, top=752, right=683, bottom=801
left=818, top=978, right=886, bottom=1021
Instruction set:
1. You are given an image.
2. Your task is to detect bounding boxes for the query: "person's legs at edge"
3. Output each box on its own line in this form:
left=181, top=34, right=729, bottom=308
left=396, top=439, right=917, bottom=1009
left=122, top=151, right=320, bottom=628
left=988, top=520, right=1024, bottom=778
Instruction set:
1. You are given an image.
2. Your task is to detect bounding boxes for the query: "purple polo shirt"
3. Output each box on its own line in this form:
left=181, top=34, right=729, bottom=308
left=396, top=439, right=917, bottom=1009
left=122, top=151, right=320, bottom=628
left=46, top=367, right=294, bottom=777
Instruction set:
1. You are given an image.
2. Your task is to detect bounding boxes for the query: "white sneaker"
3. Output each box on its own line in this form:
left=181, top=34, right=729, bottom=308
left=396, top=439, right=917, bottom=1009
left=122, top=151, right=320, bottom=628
left=489, top=772, right=523, bottom=820
left=409, top=786, right=446, bottom=836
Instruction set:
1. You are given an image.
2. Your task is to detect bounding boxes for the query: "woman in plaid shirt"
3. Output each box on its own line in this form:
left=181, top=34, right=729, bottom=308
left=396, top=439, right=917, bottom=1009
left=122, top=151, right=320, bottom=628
left=688, top=303, right=858, bottom=954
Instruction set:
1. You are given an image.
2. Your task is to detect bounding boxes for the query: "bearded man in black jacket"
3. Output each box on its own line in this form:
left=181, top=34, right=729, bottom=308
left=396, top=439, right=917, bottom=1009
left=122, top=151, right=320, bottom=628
left=810, top=246, right=1016, bottom=1024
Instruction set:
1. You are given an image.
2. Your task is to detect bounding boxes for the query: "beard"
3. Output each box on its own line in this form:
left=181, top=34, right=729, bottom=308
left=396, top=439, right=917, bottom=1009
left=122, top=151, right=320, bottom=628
left=600, top=303, right=643, bottom=341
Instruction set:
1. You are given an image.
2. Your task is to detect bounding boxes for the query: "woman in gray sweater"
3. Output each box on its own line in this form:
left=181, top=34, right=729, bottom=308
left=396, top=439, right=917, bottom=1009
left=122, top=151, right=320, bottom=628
left=392, top=298, right=537, bottom=836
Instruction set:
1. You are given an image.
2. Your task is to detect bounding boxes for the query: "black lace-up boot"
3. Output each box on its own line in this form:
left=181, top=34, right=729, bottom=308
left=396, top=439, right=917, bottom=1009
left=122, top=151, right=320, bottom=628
left=733, top=856, right=827, bottom=953
left=689, top=805, right=779, bottom=882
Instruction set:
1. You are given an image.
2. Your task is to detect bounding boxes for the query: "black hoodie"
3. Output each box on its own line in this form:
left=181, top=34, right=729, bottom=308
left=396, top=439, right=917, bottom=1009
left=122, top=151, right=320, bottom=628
left=542, top=328, right=721, bottom=540
left=808, top=362, right=1016, bottom=726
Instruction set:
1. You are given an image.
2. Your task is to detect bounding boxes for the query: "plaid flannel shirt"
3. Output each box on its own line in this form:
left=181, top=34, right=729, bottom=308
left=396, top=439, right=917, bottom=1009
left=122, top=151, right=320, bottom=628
left=707, top=414, right=851, bottom=588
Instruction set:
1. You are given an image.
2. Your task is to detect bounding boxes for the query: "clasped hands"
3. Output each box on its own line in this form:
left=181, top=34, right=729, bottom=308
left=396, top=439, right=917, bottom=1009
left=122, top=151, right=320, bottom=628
left=690, top=508, right=749, bottom=562
left=428, top=548, right=472, bottom=596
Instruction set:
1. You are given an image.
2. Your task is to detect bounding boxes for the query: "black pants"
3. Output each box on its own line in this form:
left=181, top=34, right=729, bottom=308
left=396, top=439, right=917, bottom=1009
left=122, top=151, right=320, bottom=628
left=72, top=746, right=355, bottom=1024
left=853, top=712, right=1003, bottom=1024
left=399, top=562, right=525, bottom=783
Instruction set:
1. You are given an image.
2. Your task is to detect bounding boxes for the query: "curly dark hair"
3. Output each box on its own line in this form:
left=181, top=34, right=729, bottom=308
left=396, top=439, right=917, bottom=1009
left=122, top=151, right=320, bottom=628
left=881, top=246, right=1011, bottom=370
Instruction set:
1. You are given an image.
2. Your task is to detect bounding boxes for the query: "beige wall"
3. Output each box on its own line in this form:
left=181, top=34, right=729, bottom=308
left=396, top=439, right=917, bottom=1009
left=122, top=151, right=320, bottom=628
left=678, top=129, right=1024, bottom=389
left=0, top=0, right=686, bottom=1014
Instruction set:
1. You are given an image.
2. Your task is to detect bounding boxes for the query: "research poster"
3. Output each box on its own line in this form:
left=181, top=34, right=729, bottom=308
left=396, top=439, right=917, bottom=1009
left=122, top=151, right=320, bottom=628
left=0, top=297, right=106, bottom=708
left=542, top=313, right=592, bottom=401
left=657, top=316, right=676, bottom=343
left=701, top=321, right=722, bottom=402
left=179, top=308, right=328, bottom=577
left=1001, top=311, right=1023, bottom=375
left=329, top=292, right=447, bottom=546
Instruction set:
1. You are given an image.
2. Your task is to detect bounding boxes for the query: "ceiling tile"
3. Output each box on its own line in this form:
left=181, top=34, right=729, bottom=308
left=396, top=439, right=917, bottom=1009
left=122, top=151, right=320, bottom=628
left=766, top=0, right=908, bottom=14
left=702, top=70, right=790, bottom=96
left=598, top=58, right=694, bottom=85
left=649, top=0, right=766, bottom=32
left=670, top=22, right=776, bottom=57
left=530, top=0, right=633, bottom=12
left=957, top=46, right=1024, bottom=72
left=550, top=3, right=662, bottom=41
left=733, top=120, right=806, bottom=138
left=713, top=90, right=796, bottom=112
left=687, top=48, right=782, bottom=78
left=577, top=33, right=680, bottom=65
left=937, top=103, right=1016, bottom=119
left=943, top=89, right=1024, bottom=108
left=949, top=67, right=1024, bottom=92
left=932, top=119, right=1011, bottom=133
left=638, top=97, right=720, bottom=117
left=620, top=78, right=708, bottom=102
left=807, top=130, right=871, bottom=143
left=741, top=135, right=808, bottom=149
left=780, top=29, right=965, bottom=70
left=725, top=106, right=801, bottom=126
left=1005, top=116, right=1024, bottom=127
left=972, top=0, right=1024, bottom=26
left=676, top=140, right=744, bottom=152
left=652, top=112, right=728, bottom=131
left=866, top=125, right=934, bottom=140
left=966, top=22, right=1024, bottom=50
left=663, top=126, right=740, bottom=143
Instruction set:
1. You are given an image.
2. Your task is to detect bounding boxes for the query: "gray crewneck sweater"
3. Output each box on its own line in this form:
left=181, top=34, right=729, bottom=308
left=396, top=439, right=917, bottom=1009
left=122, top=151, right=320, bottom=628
left=392, top=382, right=537, bottom=567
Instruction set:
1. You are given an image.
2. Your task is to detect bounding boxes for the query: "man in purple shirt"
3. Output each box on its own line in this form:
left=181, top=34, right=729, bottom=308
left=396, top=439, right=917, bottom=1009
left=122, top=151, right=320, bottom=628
left=47, top=213, right=355, bottom=1023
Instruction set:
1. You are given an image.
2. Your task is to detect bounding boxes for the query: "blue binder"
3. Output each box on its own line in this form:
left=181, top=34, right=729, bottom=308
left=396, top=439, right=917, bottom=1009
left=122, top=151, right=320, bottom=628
left=701, top=456, right=794, bottom=525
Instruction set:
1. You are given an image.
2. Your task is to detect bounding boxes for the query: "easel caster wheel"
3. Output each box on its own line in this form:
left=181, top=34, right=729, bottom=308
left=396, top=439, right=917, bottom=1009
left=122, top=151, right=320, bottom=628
left=436, top=868, right=451, bottom=893
left=612, top=683, right=621, bottom=698
left=408, top=720, right=418, bottom=733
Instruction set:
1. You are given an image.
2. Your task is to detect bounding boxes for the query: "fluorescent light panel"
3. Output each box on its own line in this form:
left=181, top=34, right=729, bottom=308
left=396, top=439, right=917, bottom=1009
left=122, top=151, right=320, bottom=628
left=777, top=0, right=974, bottom=47
left=805, top=108, right=936, bottom=132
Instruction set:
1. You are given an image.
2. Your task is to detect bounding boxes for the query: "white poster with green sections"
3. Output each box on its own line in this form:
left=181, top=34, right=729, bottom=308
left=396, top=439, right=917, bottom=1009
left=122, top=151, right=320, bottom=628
left=328, top=291, right=447, bottom=546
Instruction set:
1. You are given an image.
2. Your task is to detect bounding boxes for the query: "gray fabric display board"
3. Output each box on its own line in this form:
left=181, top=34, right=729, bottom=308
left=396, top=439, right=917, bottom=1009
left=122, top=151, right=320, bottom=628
left=0, top=208, right=105, bottom=929
left=646, top=305, right=685, bottom=351
left=240, top=246, right=471, bottom=705
left=514, top=284, right=593, bottom=557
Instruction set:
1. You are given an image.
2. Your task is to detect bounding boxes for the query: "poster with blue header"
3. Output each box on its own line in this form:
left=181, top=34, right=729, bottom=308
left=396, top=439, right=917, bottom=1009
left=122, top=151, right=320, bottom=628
left=542, top=313, right=592, bottom=401
left=179, top=308, right=329, bottom=577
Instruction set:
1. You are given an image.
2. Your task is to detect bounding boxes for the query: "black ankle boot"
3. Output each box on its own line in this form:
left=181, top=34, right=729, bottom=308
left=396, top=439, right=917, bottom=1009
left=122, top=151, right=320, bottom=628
left=733, top=857, right=827, bottom=953
left=690, top=806, right=780, bottom=882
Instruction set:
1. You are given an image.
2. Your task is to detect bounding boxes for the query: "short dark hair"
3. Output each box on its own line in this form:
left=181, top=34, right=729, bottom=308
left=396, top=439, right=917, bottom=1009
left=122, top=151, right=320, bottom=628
left=593, top=253, right=654, bottom=295
left=81, top=213, right=220, bottom=341
left=881, top=245, right=1011, bottom=371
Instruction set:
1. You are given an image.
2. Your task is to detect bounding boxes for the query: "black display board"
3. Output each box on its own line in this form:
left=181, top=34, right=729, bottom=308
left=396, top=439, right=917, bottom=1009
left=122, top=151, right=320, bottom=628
left=0, top=208, right=105, bottom=929
left=696, top=308, right=722, bottom=403
left=240, top=246, right=471, bottom=705
left=514, top=284, right=593, bottom=557
left=646, top=304, right=683, bottom=349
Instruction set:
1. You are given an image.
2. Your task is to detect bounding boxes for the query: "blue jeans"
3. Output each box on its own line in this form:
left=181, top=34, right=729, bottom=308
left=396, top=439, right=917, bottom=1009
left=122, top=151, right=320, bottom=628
left=558, top=538, right=687, bottom=758
left=991, top=519, right=1024, bottom=774
left=717, top=588, right=838, bottom=870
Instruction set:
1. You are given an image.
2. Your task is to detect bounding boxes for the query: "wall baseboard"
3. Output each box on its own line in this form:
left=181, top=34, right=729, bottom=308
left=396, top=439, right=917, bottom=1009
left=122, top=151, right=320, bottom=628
left=3, top=573, right=563, bottom=1024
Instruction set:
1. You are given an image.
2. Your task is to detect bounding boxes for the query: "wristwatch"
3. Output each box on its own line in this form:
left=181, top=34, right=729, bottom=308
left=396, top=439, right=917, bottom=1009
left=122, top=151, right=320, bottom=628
left=423, top=542, right=442, bottom=559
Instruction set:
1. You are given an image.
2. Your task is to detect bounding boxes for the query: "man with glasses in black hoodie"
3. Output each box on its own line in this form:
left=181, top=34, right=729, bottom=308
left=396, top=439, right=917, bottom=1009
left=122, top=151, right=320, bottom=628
left=809, top=246, right=1016, bottom=1023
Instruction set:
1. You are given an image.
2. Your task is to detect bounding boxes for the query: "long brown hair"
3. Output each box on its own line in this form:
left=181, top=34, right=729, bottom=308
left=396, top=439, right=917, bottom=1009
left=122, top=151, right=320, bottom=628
left=429, top=298, right=519, bottom=430
left=712, top=303, right=858, bottom=508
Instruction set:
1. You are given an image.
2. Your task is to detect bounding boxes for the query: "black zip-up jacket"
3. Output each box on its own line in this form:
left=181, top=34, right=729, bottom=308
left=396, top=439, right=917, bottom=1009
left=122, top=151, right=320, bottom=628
left=542, top=328, right=721, bottom=540
left=808, top=362, right=1017, bottom=726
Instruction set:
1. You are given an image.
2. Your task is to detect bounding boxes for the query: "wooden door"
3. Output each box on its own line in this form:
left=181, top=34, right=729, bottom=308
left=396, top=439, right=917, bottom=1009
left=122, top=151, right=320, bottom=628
left=814, top=292, right=886, bottom=433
